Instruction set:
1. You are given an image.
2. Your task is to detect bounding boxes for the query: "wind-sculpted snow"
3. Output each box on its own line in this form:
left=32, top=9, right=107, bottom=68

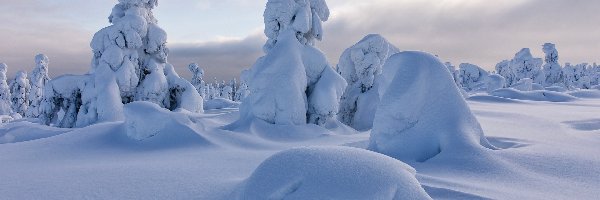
left=234, top=147, right=432, bottom=200
left=490, top=88, right=577, bottom=102
left=369, top=51, right=496, bottom=162
left=337, top=34, right=399, bottom=130
left=486, top=74, right=506, bottom=93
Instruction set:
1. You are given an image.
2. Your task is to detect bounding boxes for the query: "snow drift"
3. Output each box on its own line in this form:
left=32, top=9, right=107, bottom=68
left=369, top=51, right=496, bottom=162
left=490, top=88, right=577, bottom=102
left=234, top=146, right=432, bottom=200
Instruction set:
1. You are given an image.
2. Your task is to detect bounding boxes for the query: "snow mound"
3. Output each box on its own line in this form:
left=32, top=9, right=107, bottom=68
left=204, top=98, right=240, bottom=110
left=566, top=90, right=600, bottom=99
left=486, top=74, right=506, bottom=93
left=124, top=102, right=214, bottom=147
left=490, top=88, right=577, bottom=102
left=369, top=51, right=495, bottom=162
left=234, top=146, right=432, bottom=200
left=0, top=121, right=69, bottom=144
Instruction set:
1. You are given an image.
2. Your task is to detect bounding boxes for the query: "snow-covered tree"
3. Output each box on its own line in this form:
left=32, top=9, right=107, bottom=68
left=10, top=71, right=30, bottom=116
left=234, top=69, right=251, bottom=101
left=237, top=0, right=346, bottom=126
left=40, top=0, right=202, bottom=128
left=510, top=48, right=544, bottom=85
left=25, top=54, right=51, bottom=118
left=337, top=34, right=399, bottom=130
left=369, top=51, right=495, bottom=162
left=188, top=63, right=206, bottom=98
left=562, top=63, right=577, bottom=88
left=495, top=60, right=515, bottom=86
left=39, top=75, right=87, bottom=128
left=0, top=63, right=12, bottom=115
left=542, top=43, right=562, bottom=86
left=458, top=63, right=488, bottom=91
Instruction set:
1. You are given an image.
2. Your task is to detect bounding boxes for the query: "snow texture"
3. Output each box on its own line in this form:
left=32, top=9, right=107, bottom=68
left=26, top=54, right=51, bottom=118
left=235, top=147, right=432, bottom=200
left=369, top=51, right=495, bottom=162
left=337, top=34, right=399, bottom=130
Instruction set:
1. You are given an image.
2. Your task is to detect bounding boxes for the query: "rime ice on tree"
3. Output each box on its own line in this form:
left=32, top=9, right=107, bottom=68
left=0, top=63, right=12, bottom=115
left=40, top=0, right=202, bottom=128
left=26, top=54, right=51, bottom=118
left=542, top=43, right=562, bottom=86
left=238, top=0, right=346, bottom=126
left=10, top=71, right=30, bottom=117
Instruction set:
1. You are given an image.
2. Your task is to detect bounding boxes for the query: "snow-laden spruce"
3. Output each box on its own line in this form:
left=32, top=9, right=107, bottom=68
left=495, top=60, right=516, bottom=86
left=542, top=43, right=562, bottom=86
left=235, top=147, right=432, bottom=200
left=10, top=71, right=30, bottom=117
left=510, top=48, right=545, bottom=85
left=25, top=54, right=51, bottom=118
left=188, top=63, right=206, bottom=99
left=40, top=0, right=202, bottom=128
left=39, top=75, right=89, bottom=128
left=336, top=34, right=399, bottom=131
left=238, top=0, right=346, bottom=126
left=0, top=63, right=12, bottom=115
left=458, top=63, right=488, bottom=91
left=369, top=51, right=496, bottom=162
left=234, top=69, right=251, bottom=102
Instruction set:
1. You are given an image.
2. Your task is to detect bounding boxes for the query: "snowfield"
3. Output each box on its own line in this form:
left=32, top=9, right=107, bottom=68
left=1, top=94, right=599, bottom=199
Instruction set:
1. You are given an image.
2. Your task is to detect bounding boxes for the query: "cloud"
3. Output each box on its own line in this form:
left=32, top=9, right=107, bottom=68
left=168, top=31, right=266, bottom=80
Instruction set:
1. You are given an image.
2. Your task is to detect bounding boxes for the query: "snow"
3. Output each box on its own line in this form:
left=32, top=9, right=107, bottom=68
left=233, top=146, right=432, bottom=200
left=490, top=88, right=577, bottom=102
left=457, top=63, right=489, bottom=91
left=486, top=74, right=506, bottom=93
left=369, top=51, right=495, bottom=162
left=337, top=34, right=399, bottom=130
left=26, top=54, right=51, bottom=118
left=9, top=71, right=30, bottom=117
left=204, top=98, right=240, bottom=110
left=0, top=63, right=12, bottom=115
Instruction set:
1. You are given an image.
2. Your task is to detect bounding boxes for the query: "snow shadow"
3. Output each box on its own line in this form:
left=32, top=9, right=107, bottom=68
left=563, top=119, right=600, bottom=131
left=486, top=137, right=530, bottom=149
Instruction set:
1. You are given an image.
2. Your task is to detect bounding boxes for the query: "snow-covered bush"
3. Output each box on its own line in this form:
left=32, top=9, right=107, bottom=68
left=0, top=63, right=12, bottom=115
left=510, top=48, right=545, bottom=85
left=369, top=51, right=495, bottom=162
left=235, top=147, right=432, bottom=200
left=337, top=34, right=399, bottom=130
left=238, top=0, right=346, bottom=126
left=542, top=43, right=562, bottom=86
left=458, top=63, right=488, bottom=91
left=10, top=71, right=30, bottom=116
left=486, top=74, right=506, bottom=93
left=25, top=54, right=51, bottom=118
left=188, top=63, right=206, bottom=98
left=39, top=75, right=88, bottom=128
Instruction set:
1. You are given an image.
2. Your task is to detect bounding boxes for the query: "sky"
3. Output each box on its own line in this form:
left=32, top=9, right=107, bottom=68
left=0, top=0, right=599, bottom=81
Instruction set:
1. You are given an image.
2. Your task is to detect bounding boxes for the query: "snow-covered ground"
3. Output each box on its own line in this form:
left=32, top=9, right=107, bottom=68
left=1, top=93, right=599, bottom=199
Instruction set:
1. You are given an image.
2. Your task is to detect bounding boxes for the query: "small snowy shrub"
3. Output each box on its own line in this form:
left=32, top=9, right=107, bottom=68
left=458, top=63, right=488, bottom=91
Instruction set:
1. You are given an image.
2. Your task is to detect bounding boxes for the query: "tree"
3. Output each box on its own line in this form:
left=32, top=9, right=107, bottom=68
left=0, top=63, right=12, bottom=115
left=26, top=54, right=51, bottom=118
left=337, top=34, right=399, bottom=130
left=41, top=0, right=202, bottom=128
left=237, top=0, right=346, bottom=126
left=458, top=63, right=488, bottom=91
left=188, top=63, right=206, bottom=99
left=542, top=43, right=562, bottom=86
left=10, top=71, right=30, bottom=117
left=510, top=48, right=544, bottom=85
